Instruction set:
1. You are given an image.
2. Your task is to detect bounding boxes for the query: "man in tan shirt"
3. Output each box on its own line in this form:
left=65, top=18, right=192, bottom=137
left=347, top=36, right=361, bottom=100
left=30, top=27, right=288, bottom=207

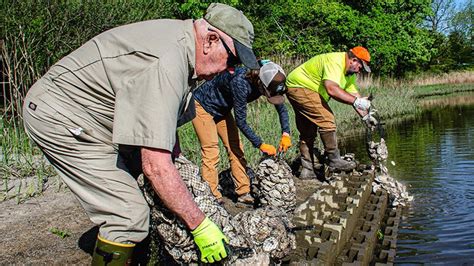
left=22, top=3, right=259, bottom=264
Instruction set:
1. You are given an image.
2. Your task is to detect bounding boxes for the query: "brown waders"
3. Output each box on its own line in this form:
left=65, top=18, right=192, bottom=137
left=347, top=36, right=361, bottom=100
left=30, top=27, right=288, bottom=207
left=320, top=131, right=356, bottom=171
left=299, top=140, right=318, bottom=179
left=287, top=86, right=356, bottom=176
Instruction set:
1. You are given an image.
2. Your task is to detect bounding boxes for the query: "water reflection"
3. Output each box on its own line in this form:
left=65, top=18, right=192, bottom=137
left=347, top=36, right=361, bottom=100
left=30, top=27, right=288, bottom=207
left=342, top=103, right=474, bottom=264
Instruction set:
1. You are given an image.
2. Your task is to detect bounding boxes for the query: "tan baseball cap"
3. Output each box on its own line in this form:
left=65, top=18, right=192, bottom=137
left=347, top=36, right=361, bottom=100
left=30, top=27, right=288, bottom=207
left=205, top=3, right=259, bottom=69
left=259, top=62, right=286, bottom=105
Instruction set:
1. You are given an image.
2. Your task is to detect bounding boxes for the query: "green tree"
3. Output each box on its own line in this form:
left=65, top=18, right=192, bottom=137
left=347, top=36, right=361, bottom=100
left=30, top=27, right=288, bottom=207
left=239, top=0, right=434, bottom=76
left=449, top=2, right=473, bottom=40
left=447, top=31, right=473, bottom=69
left=424, top=0, right=457, bottom=32
left=425, top=1, right=473, bottom=72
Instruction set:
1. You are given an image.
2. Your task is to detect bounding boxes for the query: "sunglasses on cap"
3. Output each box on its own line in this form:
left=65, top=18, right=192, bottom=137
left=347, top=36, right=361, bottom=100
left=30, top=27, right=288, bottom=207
left=208, top=28, right=241, bottom=68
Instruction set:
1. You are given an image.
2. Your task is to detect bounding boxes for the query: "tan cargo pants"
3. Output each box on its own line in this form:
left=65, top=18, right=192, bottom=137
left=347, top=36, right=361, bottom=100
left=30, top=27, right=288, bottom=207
left=192, top=100, right=250, bottom=199
left=286, top=87, right=337, bottom=145
left=22, top=77, right=149, bottom=244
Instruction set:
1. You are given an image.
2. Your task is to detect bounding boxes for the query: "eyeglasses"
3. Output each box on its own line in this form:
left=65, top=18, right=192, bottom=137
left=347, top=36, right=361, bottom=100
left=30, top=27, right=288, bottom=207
left=208, top=28, right=240, bottom=68
left=266, top=79, right=287, bottom=97
left=263, top=71, right=287, bottom=96
left=275, top=83, right=287, bottom=94
left=270, top=82, right=287, bottom=96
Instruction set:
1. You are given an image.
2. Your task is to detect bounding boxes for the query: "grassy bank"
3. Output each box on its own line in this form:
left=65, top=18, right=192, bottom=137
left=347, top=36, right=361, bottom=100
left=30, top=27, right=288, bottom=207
left=2, top=72, right=474, bottom=201
left=178, top=79, right=474, bottom=171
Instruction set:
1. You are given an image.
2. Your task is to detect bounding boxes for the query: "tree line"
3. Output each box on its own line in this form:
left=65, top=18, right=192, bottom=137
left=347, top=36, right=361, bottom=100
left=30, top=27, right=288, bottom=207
left=1, top=0, right=472, bottom=100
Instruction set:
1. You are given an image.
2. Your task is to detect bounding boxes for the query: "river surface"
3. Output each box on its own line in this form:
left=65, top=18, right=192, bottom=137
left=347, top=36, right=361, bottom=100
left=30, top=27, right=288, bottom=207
left=342, top=101, right=474, bottom=264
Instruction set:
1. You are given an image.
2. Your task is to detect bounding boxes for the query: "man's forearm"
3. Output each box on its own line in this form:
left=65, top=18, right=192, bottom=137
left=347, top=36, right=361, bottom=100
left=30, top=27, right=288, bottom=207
left=151, top=164, right=205, bottom=230
left=142, top=148, right=205, bottom=230
left=324, top=80, right=356, bottom=104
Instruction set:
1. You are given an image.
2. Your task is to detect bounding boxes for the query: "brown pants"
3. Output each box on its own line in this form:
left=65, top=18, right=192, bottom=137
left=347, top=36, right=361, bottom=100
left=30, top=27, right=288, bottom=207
left=286, top=87, right=336, bottom=146
left=192, top=100, right=250, bottom=199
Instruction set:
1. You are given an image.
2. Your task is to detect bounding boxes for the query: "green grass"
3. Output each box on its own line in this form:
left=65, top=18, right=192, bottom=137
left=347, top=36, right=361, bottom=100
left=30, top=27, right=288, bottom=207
left=1, top=117, right=56, bottom=202
left=49, top=227, right=71, bottom=239
left=413, top=83, right=474, bottom=98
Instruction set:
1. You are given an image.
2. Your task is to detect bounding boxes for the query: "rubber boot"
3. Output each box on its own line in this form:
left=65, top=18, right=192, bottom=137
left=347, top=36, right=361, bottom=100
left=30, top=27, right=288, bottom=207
left=298, top=140, right=318, bottom=179
left=320, top=131, right=356, bottom=171
left=91, top=235, right=135, bottom=266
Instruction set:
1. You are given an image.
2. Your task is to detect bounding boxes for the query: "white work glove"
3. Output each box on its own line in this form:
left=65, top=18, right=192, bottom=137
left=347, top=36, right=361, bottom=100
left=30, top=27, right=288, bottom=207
left=353, top=97, right=371, bottom=111
left=362, top=111, right=378, bottom=127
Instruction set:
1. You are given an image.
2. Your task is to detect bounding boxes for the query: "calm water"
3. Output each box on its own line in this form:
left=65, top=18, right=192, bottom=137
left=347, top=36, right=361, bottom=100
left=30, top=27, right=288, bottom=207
left=342, top=103, right=474, bottom=264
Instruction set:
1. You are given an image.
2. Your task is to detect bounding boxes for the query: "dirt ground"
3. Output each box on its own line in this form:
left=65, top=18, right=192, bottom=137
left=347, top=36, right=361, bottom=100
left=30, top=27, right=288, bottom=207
left=0, top=188, right=94, bottom=265
left=0, top=177, right=321, bottom=265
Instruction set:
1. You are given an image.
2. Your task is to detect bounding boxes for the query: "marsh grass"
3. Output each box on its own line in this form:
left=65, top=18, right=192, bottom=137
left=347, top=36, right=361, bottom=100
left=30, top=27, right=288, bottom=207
left=409, top=71, right=474, bottom=86
left=357, top=71, right=474, bottom=89
left=0, top=117, right=56, bottom=202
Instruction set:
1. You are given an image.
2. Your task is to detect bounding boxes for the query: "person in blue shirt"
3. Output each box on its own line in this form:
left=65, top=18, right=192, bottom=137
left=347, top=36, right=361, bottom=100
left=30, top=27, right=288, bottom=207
left=192, top=61, right=291, bottom=204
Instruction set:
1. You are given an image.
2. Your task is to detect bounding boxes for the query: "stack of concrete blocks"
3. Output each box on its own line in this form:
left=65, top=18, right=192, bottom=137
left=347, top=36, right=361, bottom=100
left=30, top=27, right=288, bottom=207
left=337, top=189, right=389, bottom=265
left=290, top=169, right=375, bottom=265
left=373, top=207, right=402, bottom=265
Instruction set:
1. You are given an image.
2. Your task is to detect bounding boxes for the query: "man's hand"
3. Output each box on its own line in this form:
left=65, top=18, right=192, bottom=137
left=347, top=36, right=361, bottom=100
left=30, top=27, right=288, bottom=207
left=191, top=217, right=229, bottom=263
left=260, top=143, right=277, bottom=156
left=353, top=97, right=371, bottom=111
left=278, top=133, right=291, bottom=152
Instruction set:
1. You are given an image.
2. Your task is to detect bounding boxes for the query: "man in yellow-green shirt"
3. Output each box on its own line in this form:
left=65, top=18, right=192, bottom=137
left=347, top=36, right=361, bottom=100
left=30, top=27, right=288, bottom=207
left=286, top=47, right=374, bottom=178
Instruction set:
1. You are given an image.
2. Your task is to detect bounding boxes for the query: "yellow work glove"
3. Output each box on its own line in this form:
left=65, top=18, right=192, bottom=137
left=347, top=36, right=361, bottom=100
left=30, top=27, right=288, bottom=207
left=191, top=217, right=229, bottom=263
left=278, top=133, right=291, bottom=152
left=259, top=143, right=277, bottom=156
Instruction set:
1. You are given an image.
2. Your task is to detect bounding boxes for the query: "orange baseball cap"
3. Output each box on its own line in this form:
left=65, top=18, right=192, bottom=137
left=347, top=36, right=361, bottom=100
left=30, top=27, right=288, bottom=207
left=351, top=46, right=371, bottom=72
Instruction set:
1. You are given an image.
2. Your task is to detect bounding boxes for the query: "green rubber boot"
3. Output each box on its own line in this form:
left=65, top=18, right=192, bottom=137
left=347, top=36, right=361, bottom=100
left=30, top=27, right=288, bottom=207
left=91, top=235, right=135, bottom=266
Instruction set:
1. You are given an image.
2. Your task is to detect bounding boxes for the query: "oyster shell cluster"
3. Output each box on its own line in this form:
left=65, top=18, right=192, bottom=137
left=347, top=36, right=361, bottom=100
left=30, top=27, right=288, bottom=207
left=137, top=155, right=295, bottom=264
left=232, top=206, right=296, bottom=259
left=367, top=138, right=388, bottom=162
left=368, top=137, right=413, bottom=206
left=138, top=155, right=238, bottom=263
left=252, top=158, right=297, bottom=212
left=373, top=173, right=413, bottom=207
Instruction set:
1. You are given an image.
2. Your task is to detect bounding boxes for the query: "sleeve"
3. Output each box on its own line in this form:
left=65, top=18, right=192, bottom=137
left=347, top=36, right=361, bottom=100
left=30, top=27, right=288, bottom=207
left=113, top=58, right=186, bottom=152
left=230, top=77, right=263, bottom=148
left=275, top=103, right=291, bottom=134
left=344, top=75, right=359, bottom=95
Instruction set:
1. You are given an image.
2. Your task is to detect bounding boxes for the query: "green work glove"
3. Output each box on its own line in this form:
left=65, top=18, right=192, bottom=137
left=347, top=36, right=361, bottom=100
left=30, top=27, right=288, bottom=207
left=191, top=217, right=229, bottom=263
